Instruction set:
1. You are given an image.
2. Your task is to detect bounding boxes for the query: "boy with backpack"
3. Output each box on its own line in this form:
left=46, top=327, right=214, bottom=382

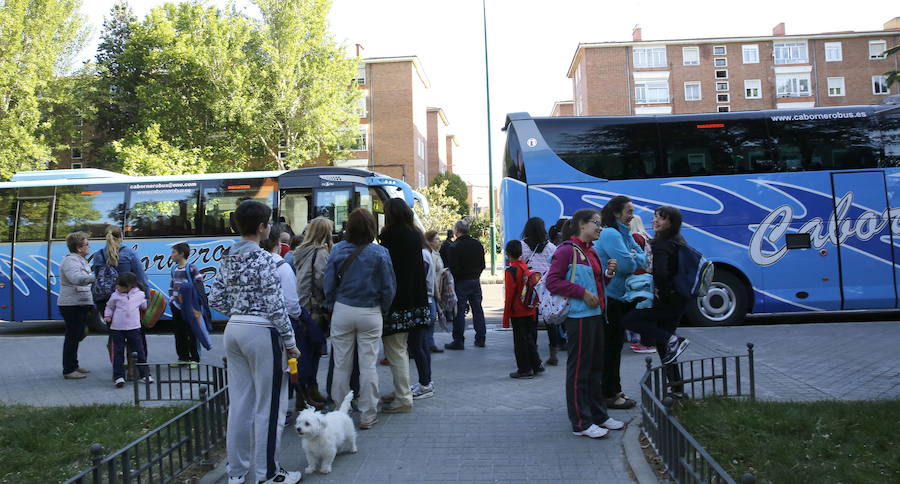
left=169, top=242, right=203, bottom=368
left=209, top=200, right=302, bottom=484
left=503, top=240, right=543, bottom=379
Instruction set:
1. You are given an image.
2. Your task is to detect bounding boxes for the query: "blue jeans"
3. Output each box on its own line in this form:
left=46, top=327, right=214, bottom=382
left=110, top=328, right=149, bottom=380
left=452, top=278, right=486, bottom=345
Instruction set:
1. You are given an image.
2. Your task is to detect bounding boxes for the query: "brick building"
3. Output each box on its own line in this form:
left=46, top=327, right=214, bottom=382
left=425, top=107, right=449, bottom=184
left=567, top=18, right=900, bottom=116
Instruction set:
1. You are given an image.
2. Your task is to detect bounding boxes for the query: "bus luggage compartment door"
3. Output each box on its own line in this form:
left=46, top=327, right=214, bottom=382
left=11, top=198, right=54, bottom=321
left=830, top=171, right=895, bottom=310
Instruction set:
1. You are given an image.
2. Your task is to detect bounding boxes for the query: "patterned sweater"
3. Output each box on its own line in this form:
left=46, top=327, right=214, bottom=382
left=209, top=240, right=296, bottom=349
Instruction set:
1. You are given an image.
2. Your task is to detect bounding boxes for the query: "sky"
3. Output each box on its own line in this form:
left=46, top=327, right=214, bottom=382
left=77, top=0, right=893, bottom=193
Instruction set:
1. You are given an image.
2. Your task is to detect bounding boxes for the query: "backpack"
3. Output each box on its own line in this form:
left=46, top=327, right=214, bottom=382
left=519, top=265, right=543, bottom=309
left=438, top=268, right=457, bottom=322
left=92, top=249, right=119, bottom=303
left=536, top=242, right=583, bottom=325
left=673, top=241, right=714, bottom=299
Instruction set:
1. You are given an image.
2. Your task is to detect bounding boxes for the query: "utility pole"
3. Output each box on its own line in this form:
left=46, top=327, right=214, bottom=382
left=482, top=0, right=496, bottom=275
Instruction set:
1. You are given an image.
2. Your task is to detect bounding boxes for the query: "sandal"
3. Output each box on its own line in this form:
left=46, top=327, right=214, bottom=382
left=606, top=393, right=636, bottom=409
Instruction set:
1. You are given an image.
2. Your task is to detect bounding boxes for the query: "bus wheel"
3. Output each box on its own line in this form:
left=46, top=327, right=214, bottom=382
left=87, top=307, right=109, bottom=334
left=685, top=270, right=748, bottom=327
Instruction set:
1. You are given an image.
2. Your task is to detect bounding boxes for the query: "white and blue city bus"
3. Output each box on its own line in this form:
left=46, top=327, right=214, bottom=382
left=0, top=167, right=422, bottom=329
left=501, top=104, right=900, bottom=326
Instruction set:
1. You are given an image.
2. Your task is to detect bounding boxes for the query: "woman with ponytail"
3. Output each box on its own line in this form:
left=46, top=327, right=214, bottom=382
left=92, top=227, right=150, bottom=292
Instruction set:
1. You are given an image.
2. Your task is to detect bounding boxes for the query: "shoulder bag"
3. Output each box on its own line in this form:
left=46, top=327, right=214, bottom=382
left=535, top=242, right=584, bottom=325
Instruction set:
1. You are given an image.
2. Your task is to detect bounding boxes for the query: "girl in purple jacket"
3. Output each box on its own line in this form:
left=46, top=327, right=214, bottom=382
left=104, top=272, right=151, bottom=387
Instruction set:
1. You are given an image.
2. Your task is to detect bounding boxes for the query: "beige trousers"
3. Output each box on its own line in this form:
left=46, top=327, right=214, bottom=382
left=382, top=332, right=413, bottom=407
left=330, top=302, right=382, bottom=424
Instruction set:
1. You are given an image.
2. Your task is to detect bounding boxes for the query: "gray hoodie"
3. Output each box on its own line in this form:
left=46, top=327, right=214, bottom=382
left=58, top=252, right=96, bottom=306
left=209, top=240, right=296, bottom=349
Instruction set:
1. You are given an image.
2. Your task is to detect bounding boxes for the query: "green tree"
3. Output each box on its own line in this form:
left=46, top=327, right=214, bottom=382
left=0, top=0, right=89, bottom=180
left=112, top=2, right=262, bottom=174
left=252, top=0, right=360, bottom=169
left=430, top=172, right=469, bottom=215
left=414, top=181, right=460, bottom=233
left=885, top=44, right=900, bottom=88
left=92, top=0, right=138, bottom=164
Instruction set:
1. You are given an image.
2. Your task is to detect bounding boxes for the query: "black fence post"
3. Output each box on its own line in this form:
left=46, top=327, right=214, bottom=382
left=90, top=444, right=104, bottom=484
left=131, top=352, right=139, bottom=406
left=747, top=343, right=755, bottom=400
left=662, top=396, right=674, bottom=479
left=198, top=387, right=210, bottom=463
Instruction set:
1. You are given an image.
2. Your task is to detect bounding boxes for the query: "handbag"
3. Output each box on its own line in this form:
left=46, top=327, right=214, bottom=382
left=140, top=289, right=167, bottom=328
left=304, top=249, right=331, bottom=329
left=536, top=242, right=583, bottom=325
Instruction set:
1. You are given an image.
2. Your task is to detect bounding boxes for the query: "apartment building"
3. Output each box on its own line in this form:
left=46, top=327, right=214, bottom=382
left=550, top=100, right=575, bottom=117
left=568, top=18, right=900, bottom=116
left=425, top=107, right=449, bottom=184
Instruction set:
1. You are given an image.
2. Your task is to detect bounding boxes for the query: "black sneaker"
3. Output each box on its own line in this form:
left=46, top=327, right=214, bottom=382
left=509, top=370, right=535, bottom=379
left=662, top=337, right=690, bottom=365
left=533, top=365, right=546, bottom=374
left=258, top=467, right=302, bottom=484
left=474, top=340, right=486, bottom=348
left=444, top=342, right=465, bottom=350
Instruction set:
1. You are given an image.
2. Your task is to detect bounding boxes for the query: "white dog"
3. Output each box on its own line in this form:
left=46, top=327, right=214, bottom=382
left=294, top=392, right=358, bottom=474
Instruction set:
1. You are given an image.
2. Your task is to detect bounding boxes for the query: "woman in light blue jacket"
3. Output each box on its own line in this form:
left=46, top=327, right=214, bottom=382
left=594, top=196, right=647, bottom=410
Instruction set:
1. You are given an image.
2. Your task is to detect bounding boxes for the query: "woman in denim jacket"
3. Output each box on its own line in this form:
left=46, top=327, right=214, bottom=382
left=545, top=208, right=624, bottom=439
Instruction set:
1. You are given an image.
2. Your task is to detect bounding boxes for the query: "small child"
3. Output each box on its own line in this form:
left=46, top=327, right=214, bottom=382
left=503, top=240, right=543, bottom=379
left=104, top=272, right=151, bottom=387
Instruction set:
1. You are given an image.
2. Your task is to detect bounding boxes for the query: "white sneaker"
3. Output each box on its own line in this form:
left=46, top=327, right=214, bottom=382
left=600, top=417, right=625, bottom=430
left=412, top=382, right=434, bottom=400
left=139, top=375, right=154, bottom=384
left=572, top=424, right=608, bottom=439
left=259, top=467, right=302, bottom=484
left=409, top=382, right=421, bottom=394
left=114, top=377, right=125, bottom=388
left=228, top=475, right=245, bottom=484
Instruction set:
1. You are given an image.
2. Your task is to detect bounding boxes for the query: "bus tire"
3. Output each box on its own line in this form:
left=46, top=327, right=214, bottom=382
left=87, top=307, right=109, bottom=334
left=685, top=270, right=748, bottom=327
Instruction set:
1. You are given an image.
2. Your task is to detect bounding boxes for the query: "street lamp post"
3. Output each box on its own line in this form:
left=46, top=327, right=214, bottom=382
left=482, top=0, right=496, bottom=275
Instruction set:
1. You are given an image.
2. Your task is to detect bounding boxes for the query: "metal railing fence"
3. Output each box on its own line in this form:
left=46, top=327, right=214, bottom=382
left=640, top=343, right=757, bottom=484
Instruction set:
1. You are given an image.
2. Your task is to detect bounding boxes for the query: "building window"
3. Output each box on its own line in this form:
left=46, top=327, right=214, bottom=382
left=717, top=93, right=730, bottom=103
left=827, top=77, right=845, bottom=97
left=873, top=75, right=890, bottom=95
left=744, top=79, right=762, bottom=99
left=417, top=171, right=425, bottom=188
left=355, top=125, right=369, bottom=151
left=714, top=58, right=727, bottom=67
left=776, top=73, right=811, bottom=97
left=869, top=40, right=887, bottom=59
left=71, top=147, right=82, bottom=160
left=358, top=91, right=368, bottom=117
left=634, top=80, right=670, bottom=104
left=742, top=44, right=759, bottom=63
left=713, top=45, right=726, bottom=55
left=774, top=41, right=808, bottom=64
left=277, top=150, right=287, bottom=161
left=354, top=64, right=366, bottom=85
left=715, top=69, right=728, bottom=79
left=682, top=46, right=699, bottom=65
left=684, top=82, right=701, bottom=101
left=417, top=138, right=425, bottom=159
left=633, top=46, right=667, bottom=68
left=717, top=106, right=730, bottom=113
left=824, top=42, right=842, bottom=62
left=71, top=162, right=83, bottom=169
left=715, top=81, right=729, bottom=92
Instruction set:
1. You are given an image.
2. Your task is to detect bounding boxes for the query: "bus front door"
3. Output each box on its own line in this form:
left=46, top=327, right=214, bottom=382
left=11, top=197, right=54, bottom=321
left=831, top=171, right=895, bottom=310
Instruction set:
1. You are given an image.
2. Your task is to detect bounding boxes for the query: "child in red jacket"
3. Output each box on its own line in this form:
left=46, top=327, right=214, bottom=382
left=504, top=240, right=543, bottom=379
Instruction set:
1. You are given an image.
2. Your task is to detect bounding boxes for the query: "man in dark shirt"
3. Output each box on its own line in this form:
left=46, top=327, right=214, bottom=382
left=438, top=229, right=454, bottom=267
left=445, top=220, right=487, bottom=349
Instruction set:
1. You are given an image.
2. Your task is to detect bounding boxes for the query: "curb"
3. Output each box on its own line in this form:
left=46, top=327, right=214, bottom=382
left=198, top=459, right=227, bottom=484
left=622, top=416, right=660, bottom=484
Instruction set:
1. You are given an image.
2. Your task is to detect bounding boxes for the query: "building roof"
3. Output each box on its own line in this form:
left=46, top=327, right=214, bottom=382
left=364, top=55, right=431, bottom=88
left=446, top=134, right=459, bottom=146
left=427, top=107, right=449, bottom=126
left=566, top=28, right=900, bottom=77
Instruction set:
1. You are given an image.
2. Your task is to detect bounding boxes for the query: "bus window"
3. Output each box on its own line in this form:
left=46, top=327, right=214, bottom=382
left=127, top=182, right=200, bottom=237
left=767, top=114, right=879, bottom=171
left=202, top=179, right=276, bottom=236
left=0, top=190, right=13, bottom=242
left=659, top=117, right=769, bottom=176
left=534, top=118, right=659, bottom=180
left=280, top=190, right=312, bottom=235
left=53, top=186, right=125, bottom=238
left=314, top=189, right=351, bottom=232
left=15, top=199, right=52, bottom=242
left=880, top=110, right=900, bottom=167
left=369, top=187, right=386, bottom=232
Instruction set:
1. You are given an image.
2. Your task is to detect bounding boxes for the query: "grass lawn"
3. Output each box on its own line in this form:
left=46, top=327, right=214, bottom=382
left=0, top=403, right=187, bottom=484
left=676, top=397, right=900, bottom=484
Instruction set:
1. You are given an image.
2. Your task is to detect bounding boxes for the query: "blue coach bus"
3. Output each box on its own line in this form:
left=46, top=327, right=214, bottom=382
left=502, top=104, right=900, bottom=326
left=0, top=167, right=421, bottom=328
